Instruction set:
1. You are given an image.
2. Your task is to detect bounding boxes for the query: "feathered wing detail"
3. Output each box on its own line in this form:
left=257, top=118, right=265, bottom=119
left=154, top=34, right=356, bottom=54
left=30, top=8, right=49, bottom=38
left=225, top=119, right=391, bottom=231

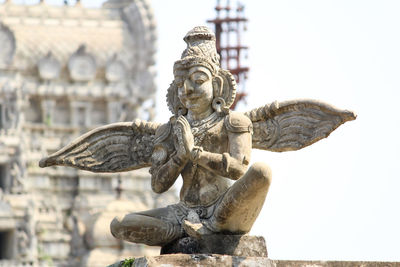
left=244, top=100, right=356, bottom=152
left=39, top=119, right=160, bottom=172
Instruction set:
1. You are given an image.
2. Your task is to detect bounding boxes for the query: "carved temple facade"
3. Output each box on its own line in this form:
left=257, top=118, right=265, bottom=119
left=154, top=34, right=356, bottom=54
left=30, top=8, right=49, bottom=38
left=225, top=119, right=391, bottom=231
left=0, top=1, right=176, bottom=266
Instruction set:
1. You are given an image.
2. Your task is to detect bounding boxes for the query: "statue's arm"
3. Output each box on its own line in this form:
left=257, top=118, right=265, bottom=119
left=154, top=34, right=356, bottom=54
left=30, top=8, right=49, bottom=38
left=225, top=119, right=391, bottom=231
left=150, top=152, right=188, bottom=193
left=193, top=112, right=252, bottom=180
left=149, top=121, right=188, bottom=194
left=195, top=130, right=251, bottom=180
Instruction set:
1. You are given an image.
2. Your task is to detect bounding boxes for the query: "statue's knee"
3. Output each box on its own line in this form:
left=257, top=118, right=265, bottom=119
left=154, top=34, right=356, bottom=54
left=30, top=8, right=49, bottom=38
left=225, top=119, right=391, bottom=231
left=110, top=215, right=123, bottom=238
left=249, top=162, right=272, bottom=187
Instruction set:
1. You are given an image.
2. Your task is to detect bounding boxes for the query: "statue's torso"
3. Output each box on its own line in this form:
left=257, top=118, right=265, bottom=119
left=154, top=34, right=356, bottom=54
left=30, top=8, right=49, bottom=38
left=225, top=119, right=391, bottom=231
left=180, top=116, right=232, bottom=207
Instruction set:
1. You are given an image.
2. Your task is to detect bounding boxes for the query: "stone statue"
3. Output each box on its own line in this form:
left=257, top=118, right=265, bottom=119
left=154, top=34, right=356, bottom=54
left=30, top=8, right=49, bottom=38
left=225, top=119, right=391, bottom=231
left=39, top=26, right=355, bottom=248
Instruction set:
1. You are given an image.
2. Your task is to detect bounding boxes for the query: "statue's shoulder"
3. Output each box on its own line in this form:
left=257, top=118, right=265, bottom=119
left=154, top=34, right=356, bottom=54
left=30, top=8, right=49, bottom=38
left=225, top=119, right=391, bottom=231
left=224, top=111, right=253, bottom=133
left=154, top=118, right=174, bottom=144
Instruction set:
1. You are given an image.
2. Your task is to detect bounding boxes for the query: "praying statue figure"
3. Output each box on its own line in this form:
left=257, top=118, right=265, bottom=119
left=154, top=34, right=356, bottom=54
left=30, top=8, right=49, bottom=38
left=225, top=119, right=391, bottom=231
left=39, top=26, right=355, bottom=247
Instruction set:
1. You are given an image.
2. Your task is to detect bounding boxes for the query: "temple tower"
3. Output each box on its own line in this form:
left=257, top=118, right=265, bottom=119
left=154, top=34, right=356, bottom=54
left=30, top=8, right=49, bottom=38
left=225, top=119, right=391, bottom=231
left=0, top=1, right=176, bottom=266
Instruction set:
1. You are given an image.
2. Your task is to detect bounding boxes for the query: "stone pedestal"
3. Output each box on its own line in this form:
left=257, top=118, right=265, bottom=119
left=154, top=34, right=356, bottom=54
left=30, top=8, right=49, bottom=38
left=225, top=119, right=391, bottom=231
left=160, top=235, right=267, bottom=257
left=110, top=254, right=272, bottom=267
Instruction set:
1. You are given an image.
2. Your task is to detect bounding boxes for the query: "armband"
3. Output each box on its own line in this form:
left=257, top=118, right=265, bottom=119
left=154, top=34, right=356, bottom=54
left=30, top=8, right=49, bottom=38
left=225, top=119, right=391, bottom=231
left=190, top=146, right=203, bottom=162
left=224, top=111, right=253, bottom=133
left=222, top=152, right=231, bottom=173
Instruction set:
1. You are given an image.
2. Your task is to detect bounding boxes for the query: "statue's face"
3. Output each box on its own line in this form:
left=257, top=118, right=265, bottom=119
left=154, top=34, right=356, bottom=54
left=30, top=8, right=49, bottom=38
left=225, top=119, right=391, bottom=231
left=176, top=66, right=214, bottom=114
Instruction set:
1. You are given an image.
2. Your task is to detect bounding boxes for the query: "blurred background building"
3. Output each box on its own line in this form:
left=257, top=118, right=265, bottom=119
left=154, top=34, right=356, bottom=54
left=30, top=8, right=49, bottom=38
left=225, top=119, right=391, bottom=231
left=0, top=0, right=177, bottom=266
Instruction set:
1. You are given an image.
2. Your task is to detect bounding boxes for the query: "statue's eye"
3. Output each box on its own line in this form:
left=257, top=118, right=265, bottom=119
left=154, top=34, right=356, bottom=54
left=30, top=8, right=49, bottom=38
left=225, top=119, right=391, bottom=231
left=191, top=71, right=208, bottom=85
left=176, top=82, right=183, bottom=88
left=195, top=79, right=205, bottom=85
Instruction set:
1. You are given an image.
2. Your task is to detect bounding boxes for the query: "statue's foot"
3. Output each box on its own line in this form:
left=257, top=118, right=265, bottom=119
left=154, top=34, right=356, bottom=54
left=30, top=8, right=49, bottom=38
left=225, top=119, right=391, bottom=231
left=183, top=219, right=213, bottom=239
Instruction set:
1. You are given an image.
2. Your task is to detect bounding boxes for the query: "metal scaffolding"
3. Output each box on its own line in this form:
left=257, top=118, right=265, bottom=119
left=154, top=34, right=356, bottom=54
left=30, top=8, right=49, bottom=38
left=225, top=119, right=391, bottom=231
left=207, top=0, right=249, bottom=109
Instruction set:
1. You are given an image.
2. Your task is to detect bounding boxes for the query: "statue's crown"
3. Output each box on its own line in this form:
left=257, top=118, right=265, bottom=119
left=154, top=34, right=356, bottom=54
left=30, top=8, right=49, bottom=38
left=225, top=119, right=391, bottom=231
left=175, top=26, right=220, bottom=75
left=168, top=26, right=237, bottom=116
left=183, top=26, right=216, bottom=43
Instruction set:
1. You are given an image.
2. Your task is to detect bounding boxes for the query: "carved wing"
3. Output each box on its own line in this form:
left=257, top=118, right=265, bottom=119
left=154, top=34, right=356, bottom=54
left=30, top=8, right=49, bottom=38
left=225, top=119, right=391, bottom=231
left=244, top=100, right=356, bottom=152
left=39, top=119, right=160, bottom=172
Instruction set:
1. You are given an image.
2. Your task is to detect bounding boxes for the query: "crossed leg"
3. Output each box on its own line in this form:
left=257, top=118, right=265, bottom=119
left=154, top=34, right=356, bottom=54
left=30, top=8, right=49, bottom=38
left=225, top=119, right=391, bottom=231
left=110, top=206, right=183, bottom=246
left=204, top=162, right=272, bottom=233
left=111, top=162, right=271, bottom=245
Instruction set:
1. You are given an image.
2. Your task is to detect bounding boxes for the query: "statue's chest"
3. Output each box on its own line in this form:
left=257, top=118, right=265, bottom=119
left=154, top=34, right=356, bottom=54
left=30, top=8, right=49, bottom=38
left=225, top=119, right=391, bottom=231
left=192, top=119, right=228, bottom=154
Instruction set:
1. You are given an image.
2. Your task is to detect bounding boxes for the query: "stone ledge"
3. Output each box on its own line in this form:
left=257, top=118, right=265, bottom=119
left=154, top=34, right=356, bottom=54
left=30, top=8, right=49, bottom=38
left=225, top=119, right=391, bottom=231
left=110, top=254, right=273, bottom=267
left=273, top=260, right=399, bottom=267
left=109, top=256, right=400, bottom=267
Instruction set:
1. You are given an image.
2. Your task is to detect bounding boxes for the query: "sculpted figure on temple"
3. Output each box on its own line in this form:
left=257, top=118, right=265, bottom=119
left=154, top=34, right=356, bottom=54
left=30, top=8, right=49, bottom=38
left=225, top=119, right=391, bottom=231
left=39, top=26, right=356, bottom=248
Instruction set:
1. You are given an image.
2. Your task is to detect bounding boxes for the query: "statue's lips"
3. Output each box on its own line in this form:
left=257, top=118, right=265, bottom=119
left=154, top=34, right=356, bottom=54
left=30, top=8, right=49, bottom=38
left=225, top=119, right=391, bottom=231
left=181, top=95, right=202, bottom=101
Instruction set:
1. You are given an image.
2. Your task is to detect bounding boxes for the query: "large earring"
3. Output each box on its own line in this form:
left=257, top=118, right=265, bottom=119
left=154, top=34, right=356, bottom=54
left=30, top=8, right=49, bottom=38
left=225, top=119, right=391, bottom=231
left=212, top=76, right=223, bottom=97
left=212, top=97, right=226, bottom=113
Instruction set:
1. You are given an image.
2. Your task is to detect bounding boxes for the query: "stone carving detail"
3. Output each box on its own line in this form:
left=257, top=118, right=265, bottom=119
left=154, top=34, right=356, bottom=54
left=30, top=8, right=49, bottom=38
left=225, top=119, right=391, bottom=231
left=40, top=27, right=356, bottom=250
left=40, top=120, right=160, bottom=172
left=16, top=227, right=29, bottom=259
left=10, top=147, right=27, bottom=194
left=38, top=52, right=61, bottom=81
left=68, top=45, right=97, bottom=82
left=106, top=55, right=127, bottom=82
left=0, top=23, right=16, bottom=67
left=0, top=90, right=21, bottom=130
left=17, top=200, right=37, bottom=260
left=245, top=100, right=356, bottom=152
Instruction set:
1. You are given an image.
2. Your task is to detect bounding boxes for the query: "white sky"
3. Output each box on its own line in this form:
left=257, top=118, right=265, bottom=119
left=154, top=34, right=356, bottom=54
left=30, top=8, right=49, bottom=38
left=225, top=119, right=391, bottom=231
left=11, top=0, right=400, bottom=262
left=152, top=0, right=400, bottom=262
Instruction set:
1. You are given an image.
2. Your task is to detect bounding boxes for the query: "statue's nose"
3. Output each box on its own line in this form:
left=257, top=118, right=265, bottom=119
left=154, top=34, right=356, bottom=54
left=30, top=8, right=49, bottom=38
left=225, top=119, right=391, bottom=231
left=184, top=80, right=194, bottom=94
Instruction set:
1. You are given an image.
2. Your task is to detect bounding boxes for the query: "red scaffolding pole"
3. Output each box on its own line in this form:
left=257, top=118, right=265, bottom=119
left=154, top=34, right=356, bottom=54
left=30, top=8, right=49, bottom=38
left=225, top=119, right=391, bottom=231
left=207, top=0, right=249, bottom=110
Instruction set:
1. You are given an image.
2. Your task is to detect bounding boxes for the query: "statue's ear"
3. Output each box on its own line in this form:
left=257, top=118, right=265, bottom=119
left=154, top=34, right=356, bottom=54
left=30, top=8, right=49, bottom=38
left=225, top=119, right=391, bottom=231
left=212, top=76, right=223, bottom=97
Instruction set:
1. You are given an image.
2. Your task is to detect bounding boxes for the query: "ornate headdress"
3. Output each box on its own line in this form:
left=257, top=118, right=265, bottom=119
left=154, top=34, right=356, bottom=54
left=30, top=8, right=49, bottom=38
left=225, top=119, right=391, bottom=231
left=167, top=26, right=236, bottom=116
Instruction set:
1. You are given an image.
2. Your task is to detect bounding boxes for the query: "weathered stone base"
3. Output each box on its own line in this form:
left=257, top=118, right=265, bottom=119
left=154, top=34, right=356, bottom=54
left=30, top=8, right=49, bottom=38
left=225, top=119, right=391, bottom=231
left=110, top=254, right=272, bottom=267
left=273, top=261, right=399, bottom=267
left=109, top=255, right=399, bottom=267
left=160, top=235, right=267, bottom=257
